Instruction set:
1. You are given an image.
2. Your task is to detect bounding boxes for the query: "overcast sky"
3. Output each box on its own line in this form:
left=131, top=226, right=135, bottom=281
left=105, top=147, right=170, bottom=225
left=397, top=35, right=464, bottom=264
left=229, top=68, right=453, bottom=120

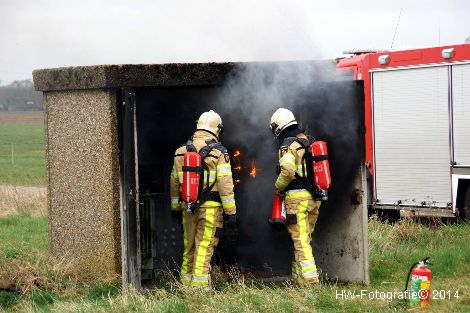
left=0, top=0, right=469, bottom=84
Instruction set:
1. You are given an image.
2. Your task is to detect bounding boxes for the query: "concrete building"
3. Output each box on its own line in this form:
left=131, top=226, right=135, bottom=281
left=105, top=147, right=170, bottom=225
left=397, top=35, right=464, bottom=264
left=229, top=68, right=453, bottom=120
left=33, top=62, right=369, bottom=288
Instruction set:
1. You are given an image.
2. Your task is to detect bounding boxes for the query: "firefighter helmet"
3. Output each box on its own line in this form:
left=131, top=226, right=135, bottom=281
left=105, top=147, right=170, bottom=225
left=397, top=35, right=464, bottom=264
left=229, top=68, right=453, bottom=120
left=269, top=108, right=298, bottom=137
left=196, top=110, right=223, bottom=138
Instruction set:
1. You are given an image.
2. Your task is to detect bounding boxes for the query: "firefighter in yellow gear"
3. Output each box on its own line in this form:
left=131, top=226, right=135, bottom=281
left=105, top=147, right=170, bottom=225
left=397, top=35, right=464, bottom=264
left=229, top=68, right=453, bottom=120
left=170, top=110, right=237, bottom=288
left=270, top=108, right=321, bottom=285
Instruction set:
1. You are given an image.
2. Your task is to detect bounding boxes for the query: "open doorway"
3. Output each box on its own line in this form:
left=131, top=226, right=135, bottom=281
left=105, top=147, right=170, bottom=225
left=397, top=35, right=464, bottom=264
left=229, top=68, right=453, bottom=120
left=119, top=65, right=368, bottom=289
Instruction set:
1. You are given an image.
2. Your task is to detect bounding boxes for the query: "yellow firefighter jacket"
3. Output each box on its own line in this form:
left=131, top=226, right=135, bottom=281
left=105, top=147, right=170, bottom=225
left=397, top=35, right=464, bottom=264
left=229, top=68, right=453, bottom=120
left=275, top=133, right=310, bottom=192
left=170, top=130, right=236, bottom=215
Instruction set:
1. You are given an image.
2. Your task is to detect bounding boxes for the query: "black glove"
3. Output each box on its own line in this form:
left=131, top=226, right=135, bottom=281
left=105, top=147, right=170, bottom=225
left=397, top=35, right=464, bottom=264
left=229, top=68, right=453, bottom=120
left=171, top=210, right=182, bottom=223
left=224, top=214, right=238, bottom=230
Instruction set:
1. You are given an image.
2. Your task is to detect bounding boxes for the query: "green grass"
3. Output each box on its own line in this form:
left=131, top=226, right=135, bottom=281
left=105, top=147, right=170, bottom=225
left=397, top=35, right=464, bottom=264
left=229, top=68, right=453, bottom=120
left=0, top=213, right=48, bottom=259
left=0, top=123, right=46, bottom=186
left=0, top=214, right=469, bottom=312
left=369, top=219, right=470, bottom=285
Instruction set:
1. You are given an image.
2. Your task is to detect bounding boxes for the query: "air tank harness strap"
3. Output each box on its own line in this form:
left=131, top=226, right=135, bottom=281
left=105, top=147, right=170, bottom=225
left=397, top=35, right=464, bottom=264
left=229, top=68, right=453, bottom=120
left=294, top=137, right=311, bottom=180
left=313, top=155, right=328, bottom=162
left=280, top=137, right=316, bottom=198
left=182, top=166, right=201, bottom=172
left=185, top=140, right=220, bottom=213
left=185, top=139, right=210, bottom=189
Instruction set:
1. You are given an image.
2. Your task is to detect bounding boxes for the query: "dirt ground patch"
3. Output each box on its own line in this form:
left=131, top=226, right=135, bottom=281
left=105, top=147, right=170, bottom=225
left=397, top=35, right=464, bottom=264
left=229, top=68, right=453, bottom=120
left=0, top=184, right=46, bottom=216
left=0, top=111, right=44, bottom=124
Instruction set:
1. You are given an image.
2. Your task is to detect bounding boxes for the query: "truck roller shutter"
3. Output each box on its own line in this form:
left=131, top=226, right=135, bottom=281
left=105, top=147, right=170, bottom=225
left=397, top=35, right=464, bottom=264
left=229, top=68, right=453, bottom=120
left=372, top=66, right=451, bottom=207
left=452, top=64, right=470, bottom=167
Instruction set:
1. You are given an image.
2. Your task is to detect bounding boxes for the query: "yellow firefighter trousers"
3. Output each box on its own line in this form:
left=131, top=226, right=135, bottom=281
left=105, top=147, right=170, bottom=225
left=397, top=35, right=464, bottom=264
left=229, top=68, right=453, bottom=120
left=285, top=189, right=321, bottom=285
left=180, top=204, right=223, bottom=287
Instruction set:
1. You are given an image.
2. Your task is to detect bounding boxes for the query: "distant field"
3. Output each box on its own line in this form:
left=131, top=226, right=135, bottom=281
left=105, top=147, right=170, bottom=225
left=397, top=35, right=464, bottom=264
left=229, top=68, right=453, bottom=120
left=0, top=112, right=45, bottom=186
left=0, top=112, right=44, bottom=125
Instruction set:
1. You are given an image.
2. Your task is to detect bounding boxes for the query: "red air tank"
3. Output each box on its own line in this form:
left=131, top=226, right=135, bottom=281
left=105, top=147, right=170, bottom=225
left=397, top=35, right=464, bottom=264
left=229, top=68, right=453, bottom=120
left=310, top=141, right=331, bottom=191
left=181, top=152, right=202, bottom=209
left=270, top=194, right=286, bottom=231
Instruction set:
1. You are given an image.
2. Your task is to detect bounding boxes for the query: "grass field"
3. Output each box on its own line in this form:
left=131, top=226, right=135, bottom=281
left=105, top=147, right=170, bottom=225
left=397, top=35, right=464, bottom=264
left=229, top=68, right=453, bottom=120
left=0, top=112, right=45, bottom=187
left=0, top=214, right=469, bottom=312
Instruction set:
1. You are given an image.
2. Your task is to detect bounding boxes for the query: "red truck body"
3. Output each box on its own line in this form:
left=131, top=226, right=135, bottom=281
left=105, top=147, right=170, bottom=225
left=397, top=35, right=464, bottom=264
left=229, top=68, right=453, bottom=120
left=337, top=44, right=470, bottom=217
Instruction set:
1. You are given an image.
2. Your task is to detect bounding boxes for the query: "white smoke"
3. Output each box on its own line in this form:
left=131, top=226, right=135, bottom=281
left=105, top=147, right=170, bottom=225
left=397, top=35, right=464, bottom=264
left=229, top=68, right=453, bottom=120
left=213, top=61, right=346, bottom=143
left=208, top=61, right=354, bottom=228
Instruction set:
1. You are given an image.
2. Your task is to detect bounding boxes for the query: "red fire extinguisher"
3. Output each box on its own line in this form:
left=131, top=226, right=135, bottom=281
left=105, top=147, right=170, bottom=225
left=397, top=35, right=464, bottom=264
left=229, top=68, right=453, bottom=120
left=269, top=194, right=286, bottom=231
left=181, top=151, right=202, bottom=212
left=310, top=141, right=331, bottom=192
left=405, top=257, right=432, bottom=310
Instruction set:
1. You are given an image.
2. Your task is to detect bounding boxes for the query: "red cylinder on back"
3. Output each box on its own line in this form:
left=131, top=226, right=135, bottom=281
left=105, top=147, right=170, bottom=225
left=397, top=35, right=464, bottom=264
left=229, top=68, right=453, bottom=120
left=310, top=141, right=331, bottom=190
left=181, top=152, right=201, bottom=204
left=271, top=194, right=286, bottom=231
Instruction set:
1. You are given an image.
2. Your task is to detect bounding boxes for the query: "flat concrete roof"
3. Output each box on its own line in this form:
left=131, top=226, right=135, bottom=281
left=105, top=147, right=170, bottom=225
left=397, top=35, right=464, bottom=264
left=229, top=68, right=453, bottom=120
left=33, top=63, right=236, bottom=91
left=33, top=60, right=338, bottom=92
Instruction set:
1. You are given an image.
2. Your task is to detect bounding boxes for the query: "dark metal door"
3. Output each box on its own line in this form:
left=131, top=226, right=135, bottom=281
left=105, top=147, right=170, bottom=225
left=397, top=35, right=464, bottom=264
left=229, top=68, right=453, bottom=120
left=133, top=78, right=369, bottom=284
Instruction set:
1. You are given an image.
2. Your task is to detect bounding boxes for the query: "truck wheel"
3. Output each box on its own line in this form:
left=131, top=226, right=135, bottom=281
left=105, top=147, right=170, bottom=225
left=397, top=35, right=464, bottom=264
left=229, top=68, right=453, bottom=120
left=461, top=187, right=470, bottom=222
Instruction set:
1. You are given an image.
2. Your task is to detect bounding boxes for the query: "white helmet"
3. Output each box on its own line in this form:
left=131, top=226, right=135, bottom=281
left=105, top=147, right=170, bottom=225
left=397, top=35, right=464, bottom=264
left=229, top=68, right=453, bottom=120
left=196, top=110, right=223, bottom=138
left=269, top=108, right=298, bottom=137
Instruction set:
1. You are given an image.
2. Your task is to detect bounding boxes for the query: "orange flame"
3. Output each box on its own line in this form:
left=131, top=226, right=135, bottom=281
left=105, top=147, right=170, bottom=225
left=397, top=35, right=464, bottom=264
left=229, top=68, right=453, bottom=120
left=234, top=165, right=242, bottom=171
left=233, top=150, right=241, bottom=157
left=249, top=161, right=257, bottom=178
left=234, top=179, right=241, bottom=184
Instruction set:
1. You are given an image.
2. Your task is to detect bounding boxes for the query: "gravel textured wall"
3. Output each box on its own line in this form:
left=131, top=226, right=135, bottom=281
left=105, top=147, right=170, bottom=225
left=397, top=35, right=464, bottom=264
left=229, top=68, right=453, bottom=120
left=43, top=89, right=121, bottom=278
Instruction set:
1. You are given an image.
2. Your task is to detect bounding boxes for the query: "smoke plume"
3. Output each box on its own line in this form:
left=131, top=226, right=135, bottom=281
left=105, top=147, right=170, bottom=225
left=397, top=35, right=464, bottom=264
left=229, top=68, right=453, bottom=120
left=209, top=62, right=360, bottom=271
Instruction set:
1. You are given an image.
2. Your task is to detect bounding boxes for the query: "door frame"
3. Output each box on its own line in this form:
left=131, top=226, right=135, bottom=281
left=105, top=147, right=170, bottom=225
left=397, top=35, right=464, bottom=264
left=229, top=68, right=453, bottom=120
left=119, top=88, right=142, bottom=289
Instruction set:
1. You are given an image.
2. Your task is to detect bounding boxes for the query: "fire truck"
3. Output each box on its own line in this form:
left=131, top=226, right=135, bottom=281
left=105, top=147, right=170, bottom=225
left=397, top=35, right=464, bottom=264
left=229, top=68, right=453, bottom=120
left=337, top=44, right=470, bottom=218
